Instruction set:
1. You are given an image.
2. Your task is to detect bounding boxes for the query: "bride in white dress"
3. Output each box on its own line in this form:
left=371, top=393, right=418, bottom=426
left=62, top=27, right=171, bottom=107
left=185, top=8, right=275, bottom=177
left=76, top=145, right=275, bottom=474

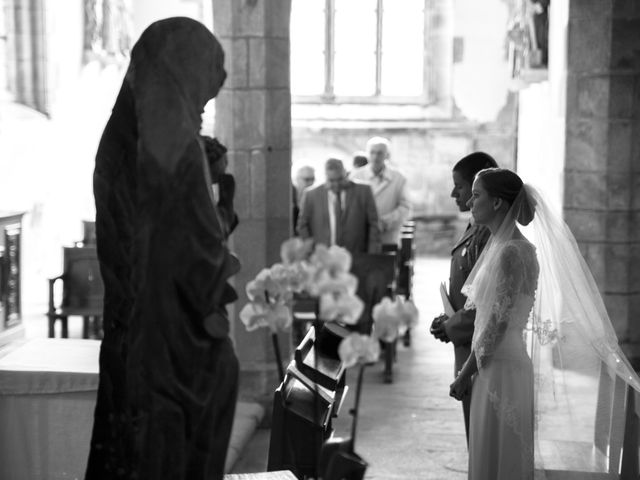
left=449, top=168, right=640, bottom=480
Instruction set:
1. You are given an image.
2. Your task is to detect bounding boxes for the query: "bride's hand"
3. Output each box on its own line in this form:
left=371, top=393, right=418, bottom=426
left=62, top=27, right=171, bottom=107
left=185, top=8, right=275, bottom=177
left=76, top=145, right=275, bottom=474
left=449, top=374, right=471, bottom=401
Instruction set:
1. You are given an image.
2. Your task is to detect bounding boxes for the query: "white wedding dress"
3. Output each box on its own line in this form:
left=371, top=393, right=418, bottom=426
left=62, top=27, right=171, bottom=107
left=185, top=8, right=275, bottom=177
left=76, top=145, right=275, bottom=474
left=462, top=183, right=640, bottom=480
left=467, top=239, right=539, bottom=480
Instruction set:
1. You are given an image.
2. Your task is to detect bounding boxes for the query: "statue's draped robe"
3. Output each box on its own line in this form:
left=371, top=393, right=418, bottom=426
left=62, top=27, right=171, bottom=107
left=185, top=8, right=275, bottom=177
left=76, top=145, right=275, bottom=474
left=85, top=18, right=239, bottom=480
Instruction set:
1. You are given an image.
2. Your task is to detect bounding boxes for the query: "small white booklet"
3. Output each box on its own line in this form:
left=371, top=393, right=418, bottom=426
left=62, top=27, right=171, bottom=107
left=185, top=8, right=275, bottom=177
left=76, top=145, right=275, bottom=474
left=440, top=281, right=455, bottom=317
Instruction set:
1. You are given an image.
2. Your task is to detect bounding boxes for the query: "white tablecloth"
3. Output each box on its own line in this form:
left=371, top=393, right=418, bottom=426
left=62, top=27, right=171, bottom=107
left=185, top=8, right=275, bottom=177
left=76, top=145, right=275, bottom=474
left=0, top=338, right=100, bottom=480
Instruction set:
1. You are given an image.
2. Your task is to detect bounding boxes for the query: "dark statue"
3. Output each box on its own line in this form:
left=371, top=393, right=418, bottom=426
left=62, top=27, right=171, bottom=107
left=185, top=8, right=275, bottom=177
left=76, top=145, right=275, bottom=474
left=85, top=17, right=240, bottom=480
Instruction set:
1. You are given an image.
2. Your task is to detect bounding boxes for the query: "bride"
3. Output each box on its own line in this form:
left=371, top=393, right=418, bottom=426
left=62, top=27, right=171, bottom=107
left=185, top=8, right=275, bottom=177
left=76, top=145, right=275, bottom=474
left=449, top=168, right=640, bottom=479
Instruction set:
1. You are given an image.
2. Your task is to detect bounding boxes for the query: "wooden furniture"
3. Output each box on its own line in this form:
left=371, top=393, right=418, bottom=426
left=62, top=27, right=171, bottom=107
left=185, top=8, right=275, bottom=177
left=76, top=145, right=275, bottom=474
left=268, top=322, right=348, bottom=479
left=0, top=212, right=25, bottom=348
left=47, top=245, right=104, bottom=339
left=351, top=252, right=397, bottom=383
left=397, top=221, right=416, bottom=347
left=396, top=220, right=415, bottom=300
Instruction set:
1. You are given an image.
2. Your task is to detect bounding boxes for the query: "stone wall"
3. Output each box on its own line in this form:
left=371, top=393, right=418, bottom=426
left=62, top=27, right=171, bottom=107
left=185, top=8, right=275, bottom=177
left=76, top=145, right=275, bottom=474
left=213, top=0, right=293, bottom=404
left=293, top=109, right=517, bottom=219
left=563, top=0, right=640, bottom=362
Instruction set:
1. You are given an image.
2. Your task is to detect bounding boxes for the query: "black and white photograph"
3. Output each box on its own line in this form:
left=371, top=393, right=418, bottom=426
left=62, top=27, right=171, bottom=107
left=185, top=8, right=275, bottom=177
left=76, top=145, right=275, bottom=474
left=0, top=1, right=638, bottom=479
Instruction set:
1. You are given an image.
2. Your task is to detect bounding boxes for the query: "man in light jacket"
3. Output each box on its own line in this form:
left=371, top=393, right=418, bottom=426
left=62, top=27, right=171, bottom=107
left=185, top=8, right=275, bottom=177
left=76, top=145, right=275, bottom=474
left=350, top=137, right=411, bottom=248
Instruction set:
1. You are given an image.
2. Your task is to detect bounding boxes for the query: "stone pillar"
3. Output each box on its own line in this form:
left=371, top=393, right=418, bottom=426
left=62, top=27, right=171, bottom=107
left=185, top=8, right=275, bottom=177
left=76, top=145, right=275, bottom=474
left=213, top=0, right=293, bottom=404
left=563, top=0, right=640, bottom=364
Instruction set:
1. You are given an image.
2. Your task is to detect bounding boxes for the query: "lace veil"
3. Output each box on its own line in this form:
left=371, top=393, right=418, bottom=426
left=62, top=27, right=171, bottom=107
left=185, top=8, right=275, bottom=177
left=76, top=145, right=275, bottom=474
left=462, top=183, right=640, bottom=475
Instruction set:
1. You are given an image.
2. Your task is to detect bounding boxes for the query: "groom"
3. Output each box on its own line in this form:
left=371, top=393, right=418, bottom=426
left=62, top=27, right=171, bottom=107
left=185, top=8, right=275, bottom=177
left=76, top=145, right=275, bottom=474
left=430, top=152, right=498, bottom=443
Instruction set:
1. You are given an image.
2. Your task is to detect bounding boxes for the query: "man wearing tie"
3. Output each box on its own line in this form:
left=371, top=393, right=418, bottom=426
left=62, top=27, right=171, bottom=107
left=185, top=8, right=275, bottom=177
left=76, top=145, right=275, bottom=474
left=429, top=151, right=498, bottom=443
left=298, top=158, right=380, bottom=254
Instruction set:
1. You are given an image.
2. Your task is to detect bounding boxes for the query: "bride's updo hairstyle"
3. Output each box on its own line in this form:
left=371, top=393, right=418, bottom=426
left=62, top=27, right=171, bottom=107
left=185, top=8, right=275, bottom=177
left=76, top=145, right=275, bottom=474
left=475, top=168, right=535, bottom=225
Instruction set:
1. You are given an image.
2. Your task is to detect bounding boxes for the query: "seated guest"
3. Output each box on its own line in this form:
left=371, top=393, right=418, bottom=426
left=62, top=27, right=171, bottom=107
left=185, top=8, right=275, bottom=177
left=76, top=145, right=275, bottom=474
left=297, top=158, right=380, bottom=255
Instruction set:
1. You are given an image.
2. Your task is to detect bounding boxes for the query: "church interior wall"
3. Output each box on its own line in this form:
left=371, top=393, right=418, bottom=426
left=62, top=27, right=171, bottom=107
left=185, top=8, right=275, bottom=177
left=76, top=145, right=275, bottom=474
left=0, top=0, right=213, bottom=312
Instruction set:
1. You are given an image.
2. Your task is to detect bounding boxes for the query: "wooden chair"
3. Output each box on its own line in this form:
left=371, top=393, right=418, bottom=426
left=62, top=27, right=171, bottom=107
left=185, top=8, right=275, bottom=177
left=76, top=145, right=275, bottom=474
left=351, top=252, right=397, bottom=383
left=397, top=221, right=416, bottom=346
left=47, top=246, right=104, bottom=339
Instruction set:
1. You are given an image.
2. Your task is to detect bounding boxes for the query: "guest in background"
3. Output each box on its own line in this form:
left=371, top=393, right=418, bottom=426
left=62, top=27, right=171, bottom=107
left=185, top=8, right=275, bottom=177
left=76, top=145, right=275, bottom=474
left=352, top=150, right=368, bottom=170
left=297, top=158, right=380, bottom=255
left=350, top=137, right=411, bottom=248
left=429, top=151, right=498, bottom=443
left=201, top=135, right=238, bottom=236
left=292, top=165, right=315, bottom=235
left=298, top=158, right=382, bottom=334
left=87, top=18, right=239, bottom=480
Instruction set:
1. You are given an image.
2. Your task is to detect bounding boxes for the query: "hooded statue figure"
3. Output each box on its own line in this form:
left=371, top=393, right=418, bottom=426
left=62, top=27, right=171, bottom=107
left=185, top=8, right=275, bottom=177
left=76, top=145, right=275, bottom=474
left=86, top=17, right=240, bottom=480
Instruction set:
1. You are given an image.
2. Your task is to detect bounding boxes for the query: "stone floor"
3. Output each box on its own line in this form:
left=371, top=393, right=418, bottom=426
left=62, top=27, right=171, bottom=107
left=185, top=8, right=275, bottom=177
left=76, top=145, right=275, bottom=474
left=231, top=256, right=470, bottom=479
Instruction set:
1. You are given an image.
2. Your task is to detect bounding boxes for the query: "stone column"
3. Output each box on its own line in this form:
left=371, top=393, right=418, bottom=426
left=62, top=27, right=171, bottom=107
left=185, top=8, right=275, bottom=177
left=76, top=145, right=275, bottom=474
left=213, top=0, right=293, bottom=405
left=563, top=0, right=640, bottom=364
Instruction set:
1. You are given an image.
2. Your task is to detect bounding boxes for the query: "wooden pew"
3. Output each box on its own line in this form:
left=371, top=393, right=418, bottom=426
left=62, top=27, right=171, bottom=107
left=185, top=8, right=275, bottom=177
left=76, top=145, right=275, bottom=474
left=397, top=221, right=415, bottom=347
left=396, top=221, right=415, bottom=300
left=351, top=253, right=398, bottom=383
left=267, top=323, right=348, bottom=479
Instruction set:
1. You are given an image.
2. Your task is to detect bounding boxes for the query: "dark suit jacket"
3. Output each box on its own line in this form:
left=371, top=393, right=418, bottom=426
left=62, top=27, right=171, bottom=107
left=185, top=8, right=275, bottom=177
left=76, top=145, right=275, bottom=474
left=444, top=223, right=491, bottom=373
left=297, top=181, right=381, bottom=254
left=443, top=223, right=490, bottom=441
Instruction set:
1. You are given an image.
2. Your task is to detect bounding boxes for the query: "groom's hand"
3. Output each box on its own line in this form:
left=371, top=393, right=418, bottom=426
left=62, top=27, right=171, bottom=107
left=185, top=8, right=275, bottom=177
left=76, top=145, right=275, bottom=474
left=430, top=314, right=450, bottom=343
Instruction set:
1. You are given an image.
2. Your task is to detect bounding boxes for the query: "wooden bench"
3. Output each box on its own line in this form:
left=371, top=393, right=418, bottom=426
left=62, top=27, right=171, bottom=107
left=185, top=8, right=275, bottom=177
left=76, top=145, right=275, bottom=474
left=267, top=323, right=349, bottom=479
left=351, top=252, right=398, bottom=383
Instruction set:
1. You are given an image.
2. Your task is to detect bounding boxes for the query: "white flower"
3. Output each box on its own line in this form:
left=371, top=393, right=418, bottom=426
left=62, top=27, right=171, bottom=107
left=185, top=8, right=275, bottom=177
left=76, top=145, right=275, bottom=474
left=399, top=298, right=420, bottom=328
left=371, top=297, right=420, bottom=342
left=372, top=297, right=401, bottom=342
left=338, top=333, right=380, bottom=368
left=239, top=302, right=270, bottom=331
left=284, top=263, right=310, bottom=293
left=268, top=263, right=292, bottom=299
left=316, top=271, right=358, bottom=296
left=302, top=262, right=326, bottom=296
left=239, top=301, right=292, bottom=333
left=281, top=237, right=314, bottom=264
left=245, top=268, right=271, bottom=303
left=319, top=292, right=364, bottom=325
left=268, top=302, right=293, bottom=332
left=311, top=244, right=352, bottom=275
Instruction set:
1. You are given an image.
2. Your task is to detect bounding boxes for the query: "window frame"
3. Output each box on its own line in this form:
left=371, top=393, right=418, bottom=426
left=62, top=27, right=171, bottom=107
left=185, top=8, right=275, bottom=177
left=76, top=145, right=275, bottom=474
left=291, top=0, right=432, bottom=106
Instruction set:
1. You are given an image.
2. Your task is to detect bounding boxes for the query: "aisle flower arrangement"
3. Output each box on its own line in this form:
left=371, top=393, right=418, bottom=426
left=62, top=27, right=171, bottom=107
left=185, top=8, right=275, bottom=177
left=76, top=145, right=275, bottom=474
left=239, top=238, right=419, bottom=478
